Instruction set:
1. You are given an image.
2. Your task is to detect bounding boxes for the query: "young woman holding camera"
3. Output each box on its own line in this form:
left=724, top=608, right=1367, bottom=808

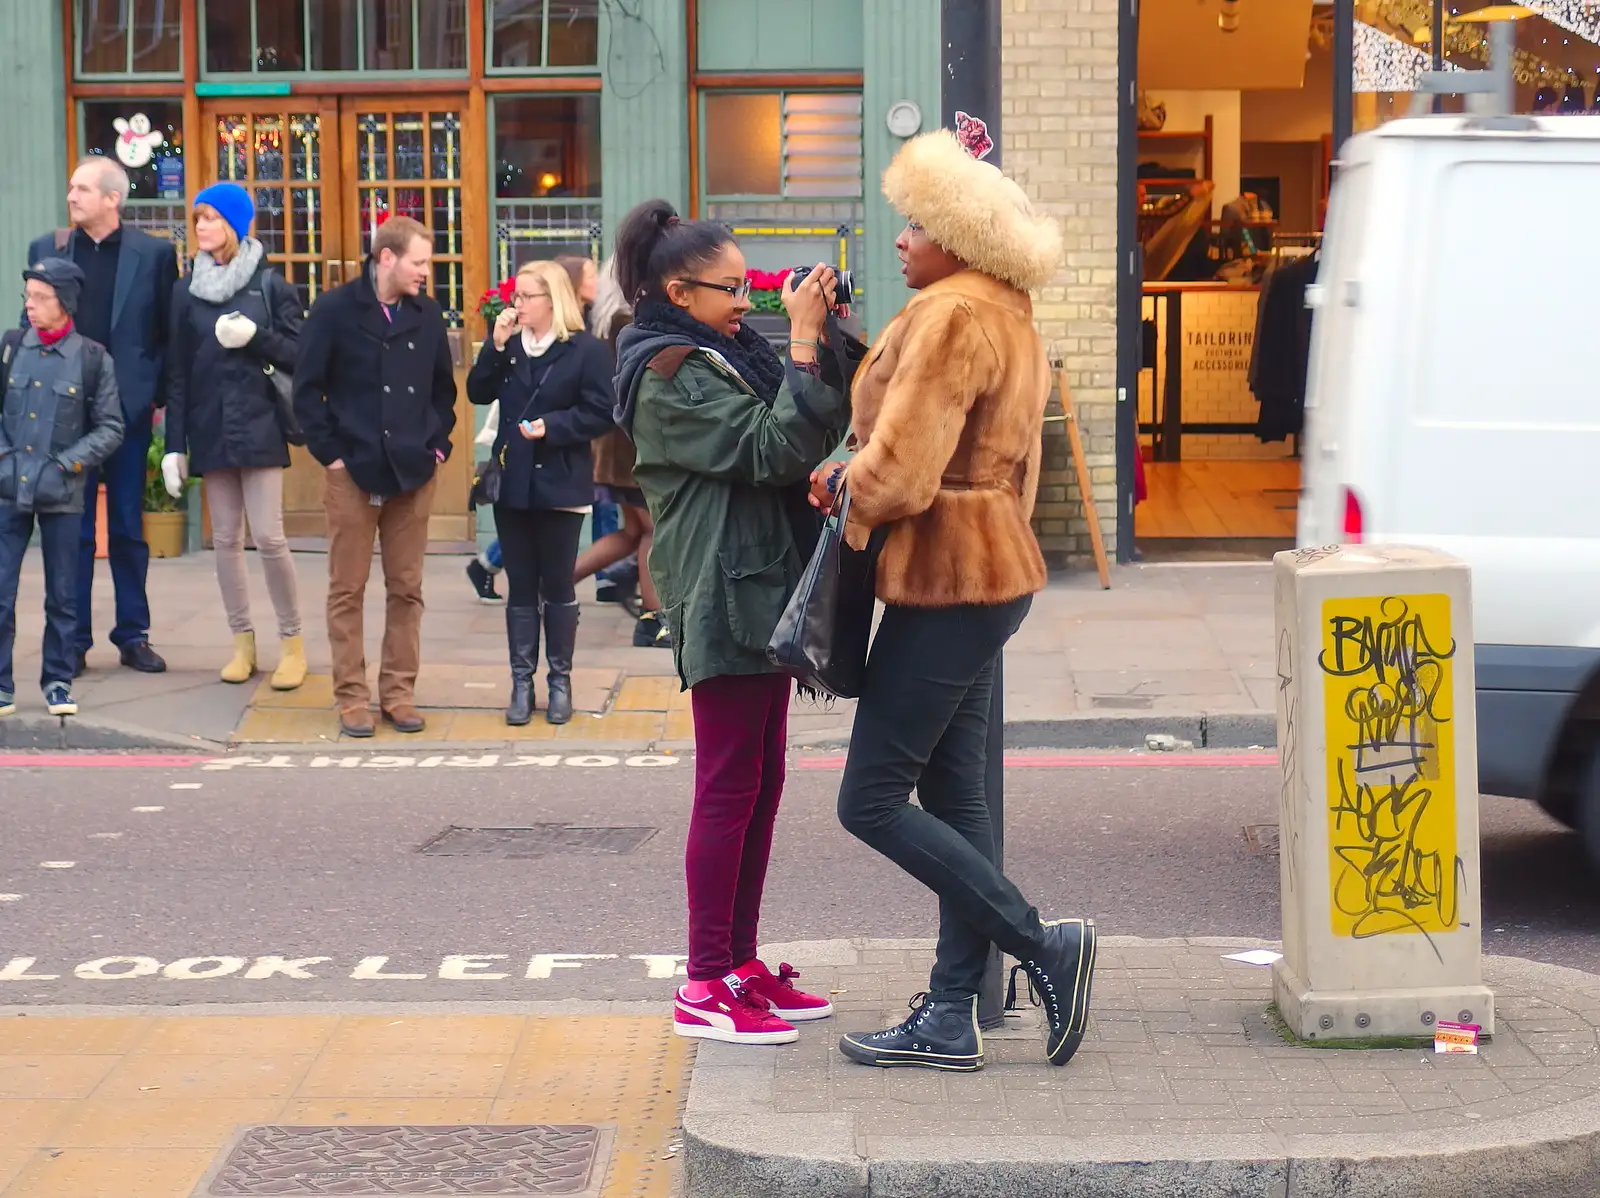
left=612, top=200, right=851, bottom=1045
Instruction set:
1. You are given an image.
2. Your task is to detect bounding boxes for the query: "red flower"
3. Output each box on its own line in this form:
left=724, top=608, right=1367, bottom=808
left=746, top=268, right=793, bottom=292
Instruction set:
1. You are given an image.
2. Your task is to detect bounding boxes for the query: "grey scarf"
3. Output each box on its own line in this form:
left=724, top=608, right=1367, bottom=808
left=188, top=238, right=266, bottom=304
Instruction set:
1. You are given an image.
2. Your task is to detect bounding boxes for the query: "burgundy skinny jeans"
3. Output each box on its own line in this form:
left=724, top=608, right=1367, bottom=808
left=685, top=671, right=792, bottom=981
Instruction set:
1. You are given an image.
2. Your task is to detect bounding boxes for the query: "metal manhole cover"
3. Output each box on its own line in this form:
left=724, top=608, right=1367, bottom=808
left=419, top=825, right=657, bottom=857
left=1243, top=823, right=1280, bottom=854
left=200, top=1124, right=612, bottom=1196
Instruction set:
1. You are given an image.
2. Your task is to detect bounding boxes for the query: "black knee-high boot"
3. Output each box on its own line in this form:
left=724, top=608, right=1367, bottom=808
left=543, top=600, right=579, bottom=725
left=505, top=606, right=540, bottom=726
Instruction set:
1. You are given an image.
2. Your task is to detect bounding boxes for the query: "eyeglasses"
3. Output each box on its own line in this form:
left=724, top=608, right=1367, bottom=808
left=678, top=278, right=753, bottom=301
left=513, top=290, right=549, bottom=303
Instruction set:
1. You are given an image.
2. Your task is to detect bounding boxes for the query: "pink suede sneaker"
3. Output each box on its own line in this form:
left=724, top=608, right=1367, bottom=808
left=738, top=960, right=835, bottom=1022
left=673, top=975, right=799, bottom=1045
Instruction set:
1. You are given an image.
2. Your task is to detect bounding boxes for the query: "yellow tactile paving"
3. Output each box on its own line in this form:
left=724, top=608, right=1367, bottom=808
left=236, top=670, right=687, bottom=745
left=0, top=1012, right=689, bottom=1198
left=663, top=709, right=696, bottom=740
left=614, top=675, right=679, bottom=712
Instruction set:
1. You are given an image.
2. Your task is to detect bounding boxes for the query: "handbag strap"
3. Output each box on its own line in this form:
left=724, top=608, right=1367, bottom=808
left=494, top=364, right=550, bottom=464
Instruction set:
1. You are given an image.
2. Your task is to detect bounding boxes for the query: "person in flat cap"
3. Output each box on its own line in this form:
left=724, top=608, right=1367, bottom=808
left=0, top=257, right=125, bottom=718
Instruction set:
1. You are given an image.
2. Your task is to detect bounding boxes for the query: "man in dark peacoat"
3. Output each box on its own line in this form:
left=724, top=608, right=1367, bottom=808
left=27, top=157, right=178, bottom=677
left=292, top=216, right=457, bottom=739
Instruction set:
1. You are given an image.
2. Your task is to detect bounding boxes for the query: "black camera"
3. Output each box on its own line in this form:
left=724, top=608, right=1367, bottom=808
left=790, top=265, right=854, bottom=311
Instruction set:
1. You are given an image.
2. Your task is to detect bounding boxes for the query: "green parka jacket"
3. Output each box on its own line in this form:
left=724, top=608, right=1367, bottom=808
left=615, top=336, right=849, bottom=691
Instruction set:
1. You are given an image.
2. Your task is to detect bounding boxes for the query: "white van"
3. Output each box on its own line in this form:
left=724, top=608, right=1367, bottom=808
left=1298, top=114, right=1600, bottom=863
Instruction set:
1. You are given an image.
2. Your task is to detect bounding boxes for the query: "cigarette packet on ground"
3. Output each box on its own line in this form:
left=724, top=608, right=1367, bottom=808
left=1434, top=1021, right=1481, bottom=1054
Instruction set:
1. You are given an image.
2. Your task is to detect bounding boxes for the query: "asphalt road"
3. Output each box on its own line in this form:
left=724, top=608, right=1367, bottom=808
left=0, top=751, right=1594, bottom=1006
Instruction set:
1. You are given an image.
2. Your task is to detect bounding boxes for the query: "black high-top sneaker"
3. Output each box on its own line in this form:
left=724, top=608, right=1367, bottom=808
left=838, top=993, right=984, bottom=1071
left=1018, top=918, right=1098, bottom=1066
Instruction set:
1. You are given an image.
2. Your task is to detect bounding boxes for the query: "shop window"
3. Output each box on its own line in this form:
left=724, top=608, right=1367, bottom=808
left=79, top=100, right=186, bottom=203
left=77, top=0, right=182, bottom=77
left=1351, top=1, right=1600, bottom=128
left=79, top=99, right=188, bottom=255
left=204, top=0, right=465, bottom=74
left=703, top=92, right=863, bottom=199
left=492, top=95, right=602, bottom=276
left=491, top=0, right=600, bottom=70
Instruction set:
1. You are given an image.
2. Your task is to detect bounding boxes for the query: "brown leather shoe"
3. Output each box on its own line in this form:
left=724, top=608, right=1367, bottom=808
left=339, top=706, right=375, bottom=738
left=382, top=704, right=426, bottom=734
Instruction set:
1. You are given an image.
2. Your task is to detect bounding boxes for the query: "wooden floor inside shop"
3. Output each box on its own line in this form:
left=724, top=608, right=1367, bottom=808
left=1136, top=459, right=1301, bottom=539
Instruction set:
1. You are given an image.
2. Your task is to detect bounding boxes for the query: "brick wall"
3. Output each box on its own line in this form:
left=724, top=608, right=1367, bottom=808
left=1001, top=0, right=1122, bottom=568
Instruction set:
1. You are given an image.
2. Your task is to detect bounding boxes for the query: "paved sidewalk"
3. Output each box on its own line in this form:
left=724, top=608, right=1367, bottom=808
left=2, top=553, right=1277, bottom=751
left=0, top=1003, right=688, bottom=1197
left=686, top=938, right=1600, bottom=1198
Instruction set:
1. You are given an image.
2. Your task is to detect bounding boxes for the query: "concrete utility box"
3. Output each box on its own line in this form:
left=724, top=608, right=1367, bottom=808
left=1272, top=544, right=1494, bottom=1041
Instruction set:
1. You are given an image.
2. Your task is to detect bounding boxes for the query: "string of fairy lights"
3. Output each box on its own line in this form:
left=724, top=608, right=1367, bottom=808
left=1354, top=1, right=1600, bottom=94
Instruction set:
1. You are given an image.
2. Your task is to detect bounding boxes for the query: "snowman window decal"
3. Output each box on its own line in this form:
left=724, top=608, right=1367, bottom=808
left=113, top=113, right=165, bottom=170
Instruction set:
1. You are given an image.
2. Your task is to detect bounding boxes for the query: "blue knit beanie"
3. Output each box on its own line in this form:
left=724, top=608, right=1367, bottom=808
left=193, top=182, right=255, bottom=242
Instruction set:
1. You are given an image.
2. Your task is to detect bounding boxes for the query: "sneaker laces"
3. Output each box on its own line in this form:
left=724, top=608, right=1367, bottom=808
left=774, top=963, right=803, bottom=991
left=869, top=992, right=932, bottom=1042
left=1006, top=964, right=1040, bottom=1013
left=725, top=974, right=777, bottom=1015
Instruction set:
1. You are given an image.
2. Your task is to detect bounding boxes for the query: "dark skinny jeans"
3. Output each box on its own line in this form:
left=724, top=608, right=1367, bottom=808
left=837, top=596, right=1044, bottom=1001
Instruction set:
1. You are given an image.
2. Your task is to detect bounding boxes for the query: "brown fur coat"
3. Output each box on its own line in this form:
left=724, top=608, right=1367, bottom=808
left=843, top=270, right=1051, bottom=607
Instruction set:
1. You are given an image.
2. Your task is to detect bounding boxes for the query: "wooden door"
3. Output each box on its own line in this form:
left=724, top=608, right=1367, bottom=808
left=197, top=95, right=484, bottom=545
left=200, top=101, right=346, bottom=543
left=338, top=98, right=484, bottom=545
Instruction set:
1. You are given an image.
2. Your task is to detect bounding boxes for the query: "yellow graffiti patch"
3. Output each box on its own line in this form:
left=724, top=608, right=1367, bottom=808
left=1320, top=593, right=1460, bottom=939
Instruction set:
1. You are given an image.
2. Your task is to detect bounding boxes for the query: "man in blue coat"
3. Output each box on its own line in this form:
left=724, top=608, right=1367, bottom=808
left=27, top=156, right=178, bottom=675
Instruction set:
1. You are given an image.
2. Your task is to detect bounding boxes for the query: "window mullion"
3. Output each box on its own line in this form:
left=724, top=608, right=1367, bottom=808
left=412, top=0, right=421, bottom=69
left=249, top=0, right=260, bottom=72
left=356, top=0, right=367, bottom=71
left=540, top=0, right=550, bottom=67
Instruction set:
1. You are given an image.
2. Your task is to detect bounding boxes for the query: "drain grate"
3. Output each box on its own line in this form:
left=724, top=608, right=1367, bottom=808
left=203, top=1124, right=611, bottom=1196
left=1243, top=824, right=1280, bottom=855
left=419, top=825, right=657, bottom=858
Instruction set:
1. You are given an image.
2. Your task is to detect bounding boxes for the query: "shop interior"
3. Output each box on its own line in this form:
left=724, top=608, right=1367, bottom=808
left=1133, top=0, right=1600, bottom=559
left=1133, top=0, right=1330, bottom=558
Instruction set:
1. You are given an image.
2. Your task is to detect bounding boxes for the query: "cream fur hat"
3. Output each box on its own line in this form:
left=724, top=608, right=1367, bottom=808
left=882, top=130, right=1063, bottom=293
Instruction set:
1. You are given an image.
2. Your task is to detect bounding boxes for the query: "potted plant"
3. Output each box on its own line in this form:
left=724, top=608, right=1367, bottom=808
left=478, top=277, right=515, bottom=337
left=143, top=425, right=193, bottom=558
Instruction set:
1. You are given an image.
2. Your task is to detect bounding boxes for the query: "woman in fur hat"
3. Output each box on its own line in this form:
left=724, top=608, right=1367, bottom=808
left=822, top=130, right=1097, bottom=1073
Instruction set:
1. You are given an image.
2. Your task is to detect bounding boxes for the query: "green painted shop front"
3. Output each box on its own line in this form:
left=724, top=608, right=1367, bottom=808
left=4, top=0, right=940, bottom=542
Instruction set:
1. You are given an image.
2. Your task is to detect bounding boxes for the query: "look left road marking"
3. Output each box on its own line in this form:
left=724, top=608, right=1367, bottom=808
left=0, top=953, right=689, bottom=985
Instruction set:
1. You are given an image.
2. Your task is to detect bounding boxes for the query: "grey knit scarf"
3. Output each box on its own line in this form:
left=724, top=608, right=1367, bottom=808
left=188, top=238, right=266, bottom=304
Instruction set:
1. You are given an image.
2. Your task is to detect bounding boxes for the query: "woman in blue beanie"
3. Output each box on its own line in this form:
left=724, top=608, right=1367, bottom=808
left=163, top=181, right=307, bottom=689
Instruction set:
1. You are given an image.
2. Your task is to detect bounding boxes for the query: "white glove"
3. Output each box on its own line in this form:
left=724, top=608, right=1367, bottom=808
left=475, top=400, right=500, bottom=447
left=160, top=452, right=187, bottom=499
left=214, top=312, right=258, bottom=349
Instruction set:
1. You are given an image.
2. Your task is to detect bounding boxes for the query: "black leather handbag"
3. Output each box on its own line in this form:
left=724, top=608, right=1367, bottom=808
left=766, top=483, right=881, bottom=699
left=260, top=271, right=305, bottom=446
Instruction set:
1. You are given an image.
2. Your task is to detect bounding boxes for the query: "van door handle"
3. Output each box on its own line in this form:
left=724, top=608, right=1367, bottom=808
left=1319, top=443, right=1338, bottom=459
left=1341, top=281, right=1361, bottom=307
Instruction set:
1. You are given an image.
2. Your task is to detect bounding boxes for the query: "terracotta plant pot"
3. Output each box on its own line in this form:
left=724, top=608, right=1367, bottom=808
left=143, top=510, right=186, bottom=559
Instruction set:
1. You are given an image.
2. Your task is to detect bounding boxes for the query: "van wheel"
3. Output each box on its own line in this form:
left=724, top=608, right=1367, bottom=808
left=1576, top=750, right=1600, bottom=870
left=1537, top=791, right=1579, bottom=831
